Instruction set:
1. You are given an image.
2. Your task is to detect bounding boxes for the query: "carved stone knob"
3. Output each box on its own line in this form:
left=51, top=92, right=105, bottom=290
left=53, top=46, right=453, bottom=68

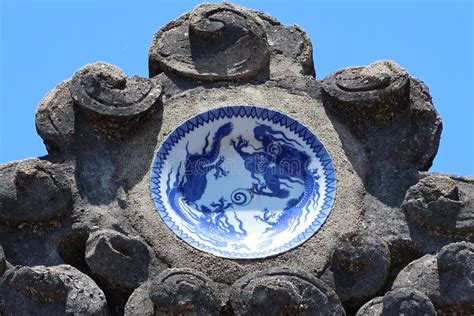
left=402, top=174, right=473, bottom=237
left=0, top=246, right=6, bottom=277
left=393, top=243, right=474, bottom=314
left=70, top=62, right=161, bottom=127
left=149, top=3, right=270, bottom=81
left=231, top=267, right=345, bottom=315
left=35, top=81, right=75, bottom=154
left=149, top=268, right=220, bottom=315
left=323, top=232, right=391, bottom=312
left=356, top=296, right=383, bottom=316
left=0, top=265, right=108, bottom=315
left=322, top=60, right=410, bottom=121
left=0, top=159, right=72, bottom=225
left=85, top=229, right=160, bottom=299
left=382, top=288, right=436, bottom=316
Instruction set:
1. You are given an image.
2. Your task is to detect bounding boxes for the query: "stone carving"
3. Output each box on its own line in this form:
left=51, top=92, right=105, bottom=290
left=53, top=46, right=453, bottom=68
left=257, top=12, right=314, bottom=78
left=70, top=62, right=162, bottom=131
left=356, top=296, right=384, bottom=316
left=356, top=288, right=437, bottom=316
left=0, top=265, right=108, bottom=315
left=381, top=288, right=436, bottom=316
left=149, top=268, right=220, bottom=315
left=230, top=267, right=345, bottom=315
left=392, top=242, right=474, bottom=313
left=403, top=174, right=474, bottom=238
left=0, top=158, right=72, bottom=226
left=0, top=2, right=472, bottom=315
left=85, top=229, right=165, bottom=308
left=322, top=60, right=410, bottom=121
left=149, top=3, right=269, bottom=81
left=36, top=81, right=76, bottom=154
left=124, top=281, right=154, bottom=316
left=0, top=246, right=6, bottom=277
left=321, top=232, right=391, bottom=312
left=124, top=268, right=220, bottom=315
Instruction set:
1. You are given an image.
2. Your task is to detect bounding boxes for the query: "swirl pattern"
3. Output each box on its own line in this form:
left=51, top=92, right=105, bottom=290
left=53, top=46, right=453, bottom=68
left=231, top=188, right=253, bottom=206
left=231, top=268, right=345, bottom=315
left=149, top=3, right=269, bottom=81
left=70, top=62, right=161, bottom=120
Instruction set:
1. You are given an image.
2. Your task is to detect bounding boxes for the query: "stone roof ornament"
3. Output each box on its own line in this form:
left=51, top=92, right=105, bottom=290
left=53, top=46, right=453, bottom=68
left=149, top=2, right=270, bottom=81
left=0, top=2, right=472, bottom=315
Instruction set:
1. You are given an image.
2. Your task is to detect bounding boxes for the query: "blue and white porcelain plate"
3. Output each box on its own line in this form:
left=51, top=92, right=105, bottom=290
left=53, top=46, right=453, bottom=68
left=150, top=106, right=336, bottom=259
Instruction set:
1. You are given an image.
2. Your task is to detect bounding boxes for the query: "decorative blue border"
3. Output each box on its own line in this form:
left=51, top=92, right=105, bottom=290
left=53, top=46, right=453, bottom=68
left=150, top=106, right=336, bottom=259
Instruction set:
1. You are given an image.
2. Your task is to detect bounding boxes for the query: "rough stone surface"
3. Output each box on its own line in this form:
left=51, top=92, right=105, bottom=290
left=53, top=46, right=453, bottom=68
left=0, top=264, right=108, bottom=315
left=124, top=281, right=154, bottom=316
left=256, top=10, right=315, bottom=78
left=0, top=246, right=6, bottom=277
left=85, top=228, right=165, bottom=307
left=36, top=80, right=76, bottom=154
left=149, top=268, right=220, bottom=315
left=0, top=2, right=471, bottom=315
left=149, top=2, right=270, bottom=81
left=231, top=267, right=345, bottom=315
left=356, top=296, right=384, bottom=316
left=124, top=80, right=365, bottom=287
left=392, top=242, right=474, bottom=313
left=70, top=62, right=162, bottom=133
left=403, top=174, right=474, bottom=238
left=321, top=232, right=391, bottom=312
left=355, top=289, right=437, bottom=316
left=322, top=60, right=410, bottom=122
left=436, top=242, right=474, bottom=310
left=382, top=288, right=436, bottom=316
left=125, top=271, right=231, bottom=315
left=0, top=158, right=72, bottom=226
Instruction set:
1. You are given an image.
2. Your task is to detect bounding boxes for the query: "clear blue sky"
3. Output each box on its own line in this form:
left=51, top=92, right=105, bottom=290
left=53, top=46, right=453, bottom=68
left=1, top=0, right=473, bottom=175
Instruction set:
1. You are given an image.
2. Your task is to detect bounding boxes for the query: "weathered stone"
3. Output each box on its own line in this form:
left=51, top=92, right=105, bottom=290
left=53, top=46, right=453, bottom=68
left=356, top=296, right=384, bottom=316
left=256, top=11, right=314, bottom=78
left=0, top=246, right=6, bottom=277
left=149, top=268, right=220, bottom=315
left=322, top=232, right=390, bottom=312
left=322, top=60, right=410, bottom=121
left=403, top=174, right=474, bottom=237
left=355, top=289, right=437, bottom=316
left=403, top=79, right=442, bottom=171
left=323, top=61, right=442, bottom=218
left=125, top=275, right=231, bottom=316
left=0, top=264, right=108, bottom=315
left=386, top=237, right=424, bottom=283
left=1, top=2, right=471, bottom=315
left=124, top=281, right=154, bottom=316
left=57, top=227, right=90, bottom=273
left=382, top=288, right=436, bottom=316
left=85, top=229, right=162, bottom=295
left=35, top=80, right=76, bottom=154
left=231, top=267, right=345, bottom=315
left=0, top=159, right=72, bottom=226
left=391, top=254, right=440, bottom=299
left=436, top=242, right=474, bottom=310
left=393, top=242, right=474, bottom=313
left=149, top=2, right=270, bottom=81
left=70, top=62, right=161, bottom=130
left=124, top=73, right=365, bottom=286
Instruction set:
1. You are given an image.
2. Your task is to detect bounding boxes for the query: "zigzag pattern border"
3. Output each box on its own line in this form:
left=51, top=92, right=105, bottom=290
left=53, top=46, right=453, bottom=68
left=150, top=105, right=337, bottom=259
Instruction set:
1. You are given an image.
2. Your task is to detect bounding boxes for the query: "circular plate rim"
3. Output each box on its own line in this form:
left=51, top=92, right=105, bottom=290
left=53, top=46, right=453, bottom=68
left=150, top=105, right=337, bottom=259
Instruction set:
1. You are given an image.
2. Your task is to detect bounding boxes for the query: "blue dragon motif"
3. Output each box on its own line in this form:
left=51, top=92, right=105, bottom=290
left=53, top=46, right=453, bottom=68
left=181, top=122, right=233, bottom=203
left=165, top=122, right=247, bottom=246
left=231, top=123, right=320, bottom=236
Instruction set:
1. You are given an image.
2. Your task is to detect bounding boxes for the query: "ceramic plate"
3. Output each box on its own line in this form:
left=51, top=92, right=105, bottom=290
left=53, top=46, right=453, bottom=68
left=150, top=106, right=336, bottom=258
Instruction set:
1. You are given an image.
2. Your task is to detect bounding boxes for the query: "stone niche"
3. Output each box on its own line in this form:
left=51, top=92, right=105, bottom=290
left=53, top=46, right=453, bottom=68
left=1, top=2, right=472, bottom=316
